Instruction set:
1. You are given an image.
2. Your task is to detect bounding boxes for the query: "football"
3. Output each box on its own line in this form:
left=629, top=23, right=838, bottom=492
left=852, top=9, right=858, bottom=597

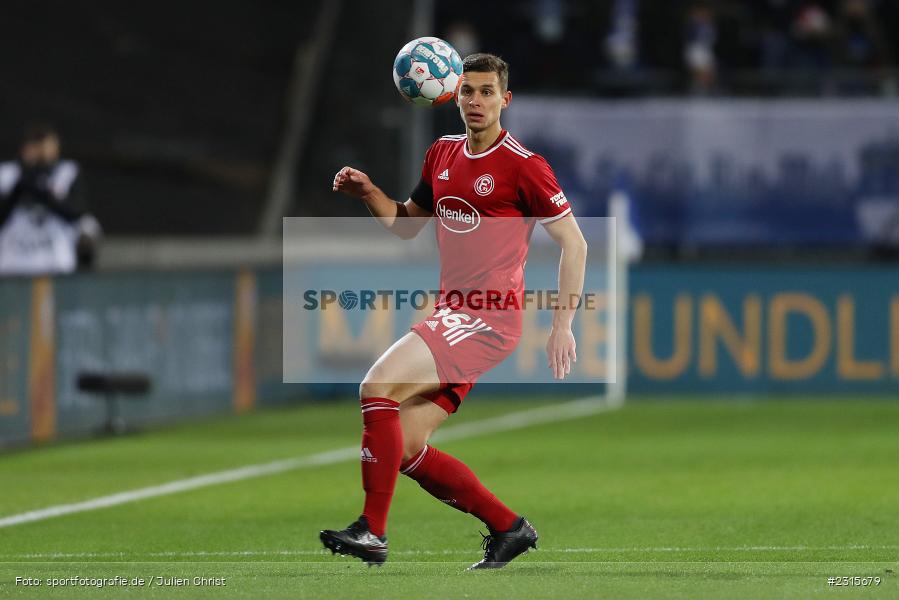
left=393, top=37, right=463, bottom=107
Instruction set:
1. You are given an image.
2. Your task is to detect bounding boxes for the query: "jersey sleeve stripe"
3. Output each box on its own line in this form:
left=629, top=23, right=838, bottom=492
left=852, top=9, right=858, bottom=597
left=538, top=207, right=572, bottom=224
left=506, top=136, right=534, bottom=156
left=503, top=139, right=533, bottom=157
left=505, top=137, right=530, bottom=152
left=502, top=142, right=532, bottom=159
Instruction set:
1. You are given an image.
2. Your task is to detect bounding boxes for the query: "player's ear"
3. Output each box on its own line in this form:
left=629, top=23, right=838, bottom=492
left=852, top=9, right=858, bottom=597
left=502, top=90, right=512, bottom=109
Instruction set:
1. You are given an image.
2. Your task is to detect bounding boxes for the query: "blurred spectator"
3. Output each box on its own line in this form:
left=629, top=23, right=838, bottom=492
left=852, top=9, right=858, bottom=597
left=757, top=0, right=797, bottom=70
left=534, top=0, right=565, bottom=44
left=605, top=0, right=639, bottom=70
left=444, top=21, right=479, bottom=60
left=430, top=0, right=899, bottom=97
left=0, top=124, right=100, bottom=275
left=684, top=1, right=718, bottom=94
left=832, top=0, right=888, bottom=70
left=791, top=3, right=834, bottom=70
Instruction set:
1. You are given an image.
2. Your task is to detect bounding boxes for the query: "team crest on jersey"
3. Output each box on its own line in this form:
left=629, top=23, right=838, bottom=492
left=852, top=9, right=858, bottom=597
left=425, top=320, right=438, bottom=331
left=435, top=196, right=480, bottom=233
left=474, top=174, right=494, bottom=196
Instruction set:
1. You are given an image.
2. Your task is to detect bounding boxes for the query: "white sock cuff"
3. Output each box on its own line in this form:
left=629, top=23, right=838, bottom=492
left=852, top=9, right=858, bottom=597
left=400, top=445, right=429, bottom=475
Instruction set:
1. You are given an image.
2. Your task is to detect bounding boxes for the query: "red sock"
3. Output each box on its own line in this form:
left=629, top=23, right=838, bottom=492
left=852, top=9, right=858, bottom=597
left=400, top=445, right=518, bottom=533
left=359, top=397, right=402, bottom=537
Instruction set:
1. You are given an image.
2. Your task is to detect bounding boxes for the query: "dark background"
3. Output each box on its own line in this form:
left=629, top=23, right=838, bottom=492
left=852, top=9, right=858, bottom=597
left=1, top=0, right=897, bottom=249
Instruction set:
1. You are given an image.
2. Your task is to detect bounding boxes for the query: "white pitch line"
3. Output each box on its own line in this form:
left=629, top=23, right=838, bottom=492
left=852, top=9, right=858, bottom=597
left=4, top=545, right=898, bottom=560
left=551, top=545, right=899, bottom=553
left=0, top=397, right=616, bottom=529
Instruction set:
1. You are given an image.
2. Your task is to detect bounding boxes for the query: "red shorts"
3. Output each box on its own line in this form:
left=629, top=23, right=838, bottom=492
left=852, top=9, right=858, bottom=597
left=411, top=307, right=519, bottom=414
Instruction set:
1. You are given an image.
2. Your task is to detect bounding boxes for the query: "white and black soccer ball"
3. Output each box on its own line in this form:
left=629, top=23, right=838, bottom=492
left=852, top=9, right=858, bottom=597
left=393, top=37, right=463, bottom=107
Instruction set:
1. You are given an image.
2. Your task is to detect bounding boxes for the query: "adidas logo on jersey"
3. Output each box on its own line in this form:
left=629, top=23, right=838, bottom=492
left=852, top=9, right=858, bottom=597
left=437, top=169, right=450, bottom=180
left=361, top=447, right=378, bottom=463
left=426, top=320, right=438, bottom=331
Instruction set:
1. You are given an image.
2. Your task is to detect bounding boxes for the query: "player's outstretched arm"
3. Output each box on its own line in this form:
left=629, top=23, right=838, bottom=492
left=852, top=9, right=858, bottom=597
left=542, top=213, right=588, bottom=380
left=332, top=166, right=430, bottom=239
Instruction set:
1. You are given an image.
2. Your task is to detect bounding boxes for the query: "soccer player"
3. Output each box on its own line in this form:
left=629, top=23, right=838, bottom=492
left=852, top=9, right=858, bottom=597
left=322, top=53, right=587, bottom=569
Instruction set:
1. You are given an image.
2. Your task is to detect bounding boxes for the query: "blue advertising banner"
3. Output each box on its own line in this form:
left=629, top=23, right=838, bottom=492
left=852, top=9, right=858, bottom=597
left=628, top=264, right=899, bottom=393
left=53, top=272, right=237, bottom=435
left=284, top=260, right=899, bottom=393
left=505, top=99, right=899, bottom=247
left=0, top=269, right=303, bottom=447
left=0, top=279, right=31, bottom=445
left=2, top=262, right=896, bottom=447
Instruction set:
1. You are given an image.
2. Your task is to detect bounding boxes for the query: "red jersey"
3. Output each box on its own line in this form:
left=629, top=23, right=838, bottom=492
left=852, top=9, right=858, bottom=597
left=409, top=130, right=572, bottom=404
left=412, top=129, right=571, bottom=334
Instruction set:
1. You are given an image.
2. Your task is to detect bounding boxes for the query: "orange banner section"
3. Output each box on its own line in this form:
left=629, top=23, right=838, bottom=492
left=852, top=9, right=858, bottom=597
left=233, top=269, right=257, bottom=413
left=28, top=277, right=55, bottom=442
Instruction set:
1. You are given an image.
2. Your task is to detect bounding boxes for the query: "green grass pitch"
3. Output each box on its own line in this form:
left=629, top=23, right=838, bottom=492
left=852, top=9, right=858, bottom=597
left=0, top=397, right=897, bottom=598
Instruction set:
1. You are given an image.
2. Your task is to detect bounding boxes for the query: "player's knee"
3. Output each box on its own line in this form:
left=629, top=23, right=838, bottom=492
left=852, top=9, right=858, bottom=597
left=359, top=369, right=402, bottom=402
left=359, top=380, right=383, bottom=400
left=359, top=377, right=397, bottom=401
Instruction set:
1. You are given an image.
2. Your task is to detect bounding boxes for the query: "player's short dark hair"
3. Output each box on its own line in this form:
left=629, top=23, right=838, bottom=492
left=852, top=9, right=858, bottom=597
left=462, top=53, right=509, bottom=91
left=22, top=122, right=58, bottom=144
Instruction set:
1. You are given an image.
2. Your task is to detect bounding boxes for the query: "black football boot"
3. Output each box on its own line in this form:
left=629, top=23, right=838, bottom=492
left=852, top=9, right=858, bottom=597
left=319, top=516, right=388, bottom=566
left=468, top=516, right=538, bottom=570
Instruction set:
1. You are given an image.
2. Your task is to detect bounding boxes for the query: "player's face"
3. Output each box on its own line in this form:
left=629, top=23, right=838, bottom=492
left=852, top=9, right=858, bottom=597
left=456, top=72, right=511, bottom=133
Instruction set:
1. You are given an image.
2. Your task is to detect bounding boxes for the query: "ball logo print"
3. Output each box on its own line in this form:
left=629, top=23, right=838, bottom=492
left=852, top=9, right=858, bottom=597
left=435, top=196, right=481, bottom=233
left=338, top=290, right=358, bottom=310
left=393, top=36, right=463, bottom=107
left=474, top=174, right=495, bottom=196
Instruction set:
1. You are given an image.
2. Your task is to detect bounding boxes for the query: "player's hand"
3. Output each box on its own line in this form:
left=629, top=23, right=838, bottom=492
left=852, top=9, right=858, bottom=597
left=546, top=326, right=577, bottom=380
left=332, top=166, right=375, bottom=199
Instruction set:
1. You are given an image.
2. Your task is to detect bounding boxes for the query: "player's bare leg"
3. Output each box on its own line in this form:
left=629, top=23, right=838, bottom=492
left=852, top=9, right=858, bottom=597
left=358, top=332, right=441, bottom=401
left=319, top=333, right=440, bottom=565
left=399, top=396, right=448, bottom=463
